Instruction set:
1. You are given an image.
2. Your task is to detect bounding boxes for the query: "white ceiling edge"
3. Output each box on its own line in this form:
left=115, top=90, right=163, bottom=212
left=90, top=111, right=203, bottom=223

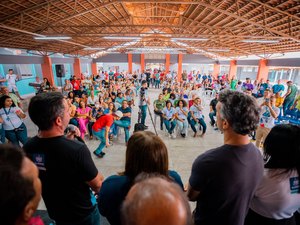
left=218, top=52, right=300, bottom=61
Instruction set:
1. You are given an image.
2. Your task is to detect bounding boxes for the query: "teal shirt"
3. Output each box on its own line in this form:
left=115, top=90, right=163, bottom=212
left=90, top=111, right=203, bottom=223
left=286, top=85, right=298, bottom=100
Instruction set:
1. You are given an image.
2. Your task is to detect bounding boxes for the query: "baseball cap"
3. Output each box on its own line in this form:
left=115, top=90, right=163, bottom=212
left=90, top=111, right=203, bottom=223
left=113, top=110, right=123, bottom=118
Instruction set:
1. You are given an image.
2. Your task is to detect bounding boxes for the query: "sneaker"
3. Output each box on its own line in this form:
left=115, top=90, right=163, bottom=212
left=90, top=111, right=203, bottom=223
left=171, top=133, right=176, bottom=139
left=182, top=133, right=186, bottom=138
left=209, top=121, right=214, bottom=126
left=93, top=151, right=103, bottom=158
left=214, top=127, right=219, bottom=131
left=193, top=132, right=197, bottom=137
left=168, top=134, right=172, bottom=138
left=100, top=152, right=106, bottom=157
left=143, top=125, right=149, bottom=129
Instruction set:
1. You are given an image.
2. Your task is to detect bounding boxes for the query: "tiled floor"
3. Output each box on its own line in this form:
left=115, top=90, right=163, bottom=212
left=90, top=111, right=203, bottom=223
left=23, top=88, right=224, bottom=223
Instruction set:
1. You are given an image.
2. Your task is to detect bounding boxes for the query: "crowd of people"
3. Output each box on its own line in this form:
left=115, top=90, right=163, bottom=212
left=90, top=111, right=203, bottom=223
left=0, top=68, right=300, bottom=225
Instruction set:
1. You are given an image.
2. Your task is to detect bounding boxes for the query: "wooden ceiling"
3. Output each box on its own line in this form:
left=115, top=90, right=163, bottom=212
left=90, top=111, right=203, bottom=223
left=0, top=0, right=299, bottom=59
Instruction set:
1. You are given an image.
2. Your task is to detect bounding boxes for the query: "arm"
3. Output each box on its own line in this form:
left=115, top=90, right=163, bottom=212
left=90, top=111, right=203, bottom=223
left=87, top=173, right=104, bottom=193
left=187, top=183, right=200, bottom=201
left=15, top=109, right=26, bottom=119
left=283, top=87, right=291, bottom=98
left=105, top=126, right=110, bottom=147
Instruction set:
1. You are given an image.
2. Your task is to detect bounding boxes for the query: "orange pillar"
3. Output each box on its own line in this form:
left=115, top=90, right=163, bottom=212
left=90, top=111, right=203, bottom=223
left=212, top=63, right=220, bottom=79
left=91, top=62, right=97, bottom=75
left=165, top=54, right=170, bottom=73
left=177, top=54, right=183, bottom=82
left=256, top=59, right=269, bottom=82
left=228, top=60, right=237, bottom=80
left=140, top=54, right=145, bottom=72
left=73, top=58, right=81, bottom=78
left=128, top=53, right=133, bottom=74
left=41, top=56, right=55, bottom=85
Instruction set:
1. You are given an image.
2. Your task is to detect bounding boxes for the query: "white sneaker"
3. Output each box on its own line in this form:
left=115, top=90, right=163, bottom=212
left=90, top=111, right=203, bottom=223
left=168, top=134, right=172, bottom=138
left=171, top=133, right=176, bottom=139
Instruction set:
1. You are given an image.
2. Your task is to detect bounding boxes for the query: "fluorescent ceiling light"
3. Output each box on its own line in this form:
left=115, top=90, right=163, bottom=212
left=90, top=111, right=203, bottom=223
left=208, top=49, right=230, bottom=52
left=241, top=39, right=280, bottom=43
left=34, top=36, right=71, bottom=40
left=103, top=36, right=141, bottom=40
left=84, top=47, right=105, bottom=50
left=172, top=38, right=208, bottom=41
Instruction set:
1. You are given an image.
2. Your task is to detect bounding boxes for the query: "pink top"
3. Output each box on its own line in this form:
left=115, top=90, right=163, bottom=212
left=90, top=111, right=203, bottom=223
left=76, top=107, right=91, bottom=116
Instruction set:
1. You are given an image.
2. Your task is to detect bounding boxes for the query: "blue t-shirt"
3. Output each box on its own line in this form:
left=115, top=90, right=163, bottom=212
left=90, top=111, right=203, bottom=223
left=117, top=106, right=131, bottom=122
left=98, top=170, right=183, bottom=225
left=272, top=84, right=285, bottom=94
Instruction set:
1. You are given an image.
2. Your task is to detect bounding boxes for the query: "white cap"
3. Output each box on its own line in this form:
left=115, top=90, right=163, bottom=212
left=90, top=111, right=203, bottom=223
left=113, top=110, right=123, bottom=118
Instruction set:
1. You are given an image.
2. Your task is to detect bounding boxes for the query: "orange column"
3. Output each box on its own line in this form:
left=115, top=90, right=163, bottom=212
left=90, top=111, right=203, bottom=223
left=256, top=59, right=269, bottom=82
left=177, top=54, right=183, bottom=82
left=41, top=56, right=55, bottom=85
left=140, top=54, right=145, bottom=72
left=128, top=53, right=133, bottom=74
left=165, top=54, right=170, bottom=73
left=228, top=60, right=237, bottom=80
left=212, top=63, right=220, bottom=79
left=73, top=58, right=81, bottom=78
left=91, top=62, right=97, bottom=75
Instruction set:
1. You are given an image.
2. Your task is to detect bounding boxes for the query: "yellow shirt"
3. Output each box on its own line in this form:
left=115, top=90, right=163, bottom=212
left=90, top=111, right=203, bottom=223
left=296, top=95, right=300, bottom=111
left=275, top=97, right=284, bottom=108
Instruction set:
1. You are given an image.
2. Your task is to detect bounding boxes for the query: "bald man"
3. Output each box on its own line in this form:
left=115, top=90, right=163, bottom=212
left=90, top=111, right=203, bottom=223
left=121, top=177, right=192, bottom=225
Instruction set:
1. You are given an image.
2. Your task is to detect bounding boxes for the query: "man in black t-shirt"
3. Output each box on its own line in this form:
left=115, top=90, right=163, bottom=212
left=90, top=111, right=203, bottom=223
left=208, top=92, right=218, bottom=126
left=24, top=92, right=103, bottom=225
left=187, top=90, right=264, bottom=225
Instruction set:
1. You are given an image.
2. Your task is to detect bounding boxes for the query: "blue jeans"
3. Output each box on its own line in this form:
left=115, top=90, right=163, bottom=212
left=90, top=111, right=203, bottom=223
left=209, top=111, right=216, bottom=125
left=5, top=123, right=27, bottom=147
left=176, top=119, right=188, bottom=134
left=113, top=120, right=130, bottom=142
left=139, top=105, right=147, bottom=125
left=0, top=124, right=5, bottom=143
left=164, top=119, right=176, bottom=134
left=92, top=128, right=106, bottom=154
left=56, top=206, right=100, bottom=225
left=283, top=98, right=295, bottom=115
left=190, top=118, right=207, bottom=134
left=155, top=80, right=160, bottom=88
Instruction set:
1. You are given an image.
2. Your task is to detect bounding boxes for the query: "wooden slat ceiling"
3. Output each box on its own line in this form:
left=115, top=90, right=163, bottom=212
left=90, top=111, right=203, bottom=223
left=0, top=0, right=299, bottom=59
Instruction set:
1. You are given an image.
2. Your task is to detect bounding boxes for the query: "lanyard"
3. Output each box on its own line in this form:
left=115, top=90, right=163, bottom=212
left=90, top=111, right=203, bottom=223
left=3, top=107, right=11, bottom=116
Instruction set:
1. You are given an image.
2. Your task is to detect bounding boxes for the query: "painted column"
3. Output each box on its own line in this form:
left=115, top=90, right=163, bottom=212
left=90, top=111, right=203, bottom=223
left=177, top=54, right=183, bottom=82
left=41, top=56, right=55, bottom=85
left=256, top=59, right=269, bottom=82
left=128, top=53, right=133, bottom=74
left=228, top=60, right=237, bottom=80
left=165, top=53, right=170, bottom=73
left=212, top=63, right=220, bottom=79
left=73, top=58, right=81, bottom=78
left=140, top=54, right=145, bottom=72
left=91, top=62, right=97, bottom=75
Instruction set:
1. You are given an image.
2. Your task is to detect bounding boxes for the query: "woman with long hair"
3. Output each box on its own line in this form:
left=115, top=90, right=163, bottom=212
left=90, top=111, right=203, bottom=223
left=0, top=95, right=27, bottom=146
left=76, top=100, right=91, bottom=139
left=98, top=131, right=183, bottom=225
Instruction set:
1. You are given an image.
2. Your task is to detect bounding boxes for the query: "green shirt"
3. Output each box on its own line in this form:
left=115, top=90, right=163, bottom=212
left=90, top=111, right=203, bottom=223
left=153, top=99, right=166, bottom=111
left=230, top=80, right=238, bottom=90
left=296, top=95, right=300, bottom=111
left=286, top=85, right=298, bottom=99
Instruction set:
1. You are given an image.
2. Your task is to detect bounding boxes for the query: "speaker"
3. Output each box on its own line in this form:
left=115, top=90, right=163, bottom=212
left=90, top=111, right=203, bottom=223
left=55, top=64, right=65, bottom=77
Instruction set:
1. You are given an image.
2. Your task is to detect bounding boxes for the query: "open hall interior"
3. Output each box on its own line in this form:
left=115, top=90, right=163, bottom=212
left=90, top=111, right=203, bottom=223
left=0, top=1, right=300, bottom=225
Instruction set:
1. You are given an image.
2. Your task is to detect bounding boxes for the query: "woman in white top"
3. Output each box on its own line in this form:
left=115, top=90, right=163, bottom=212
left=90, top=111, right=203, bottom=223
left=245, top=124, right=300, bottom=225
left=175, top=100, right=189, bottom=138
left=0, top=95, right=27, bottom=146
left=162, top=100, right=177, bottom=138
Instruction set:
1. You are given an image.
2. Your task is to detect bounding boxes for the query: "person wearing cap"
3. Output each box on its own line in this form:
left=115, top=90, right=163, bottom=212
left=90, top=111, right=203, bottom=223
left=92, top=110, right=123, bottom=158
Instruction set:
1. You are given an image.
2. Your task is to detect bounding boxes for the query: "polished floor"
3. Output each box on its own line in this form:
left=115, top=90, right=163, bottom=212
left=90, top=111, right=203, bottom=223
left=23, top=88, right=224, bottom=224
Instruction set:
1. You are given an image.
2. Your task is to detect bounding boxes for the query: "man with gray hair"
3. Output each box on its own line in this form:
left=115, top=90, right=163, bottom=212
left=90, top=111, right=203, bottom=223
left=122, top=176, right=192, bottom=225
left=187, top=90, right=264, bottom=225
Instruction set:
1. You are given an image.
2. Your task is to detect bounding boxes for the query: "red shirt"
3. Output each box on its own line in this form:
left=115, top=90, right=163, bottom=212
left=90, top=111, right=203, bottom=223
left=71, top=80, right=81, bottom=90
left=92, top=114, right=114, bottom=132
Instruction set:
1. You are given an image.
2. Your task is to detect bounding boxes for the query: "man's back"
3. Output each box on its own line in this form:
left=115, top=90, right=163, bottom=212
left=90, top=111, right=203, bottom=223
left=24, top=136, right=98, bottom=223
left=189, top=143, right=263, bottom=225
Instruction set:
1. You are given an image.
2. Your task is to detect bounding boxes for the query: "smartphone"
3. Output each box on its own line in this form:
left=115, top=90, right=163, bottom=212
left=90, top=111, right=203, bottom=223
left=265, top=98, right=270, bottom=103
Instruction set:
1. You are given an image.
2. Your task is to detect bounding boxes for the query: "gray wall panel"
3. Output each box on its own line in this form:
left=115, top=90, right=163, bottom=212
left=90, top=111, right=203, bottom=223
left=237, top=60, right=259, bottom=66
left=145, top=59, right=165, bottom=63
left=170, top=54, right=177, bottom=63
left=93, top=54, right=128, bottom=63
left=219, top=61, right=230, bottom=65
left=132, top=54, right=141, bottom=63
left=268, top=58, right=300, bottom=67
left=51, top=57, right=75, bottom=64
left=0, top=54, right=43, bottom=64
left=182, top=54, right=214, bottom=64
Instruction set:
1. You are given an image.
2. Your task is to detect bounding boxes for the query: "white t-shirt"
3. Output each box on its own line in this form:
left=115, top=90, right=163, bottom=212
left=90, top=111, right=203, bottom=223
left=250, top=169, right=300, bottom=219
left=162, top=107, right=176, bottom=119
left=260, top=106, right=280, bottom=129
left=87, top=96, right=99, bottom=105
left=190, top=104, right=203, bottom=119
left=0, top=106, right=23, bottom=130
left=176, top=107, right=188, bottom=120
left=6, top=74, right=17, bottom=85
